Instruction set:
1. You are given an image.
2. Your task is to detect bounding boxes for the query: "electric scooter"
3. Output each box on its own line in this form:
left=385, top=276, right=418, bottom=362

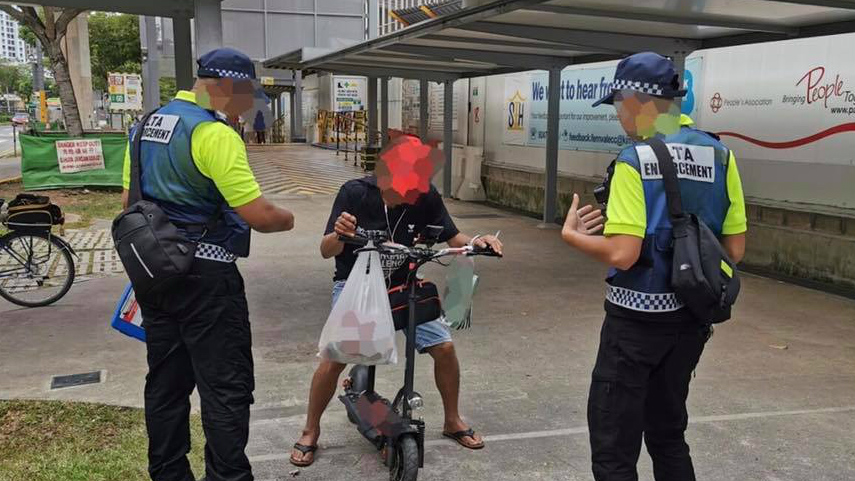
left=338, top=226, right=500, bottom=481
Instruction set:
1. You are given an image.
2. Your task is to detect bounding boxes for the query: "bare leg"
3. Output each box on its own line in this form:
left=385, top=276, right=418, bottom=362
left=427, top=342, right=483, bottom=448
left=291, top=359, right=347, bottom=465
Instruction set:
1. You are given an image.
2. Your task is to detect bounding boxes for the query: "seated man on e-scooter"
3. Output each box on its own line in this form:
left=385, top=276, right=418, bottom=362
left=290, top=148, right=503, bottom=467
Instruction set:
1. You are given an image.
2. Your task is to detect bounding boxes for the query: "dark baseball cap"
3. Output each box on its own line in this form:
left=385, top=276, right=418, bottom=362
left=197, top=47, right=257, bottom=80
left=592, top=51, right=687, bottom=107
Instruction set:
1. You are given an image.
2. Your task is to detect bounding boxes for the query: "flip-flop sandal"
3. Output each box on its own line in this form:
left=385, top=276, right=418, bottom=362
left=290, top=443, right=318, bottom=467
left=442, top=428, right=485, bottom=450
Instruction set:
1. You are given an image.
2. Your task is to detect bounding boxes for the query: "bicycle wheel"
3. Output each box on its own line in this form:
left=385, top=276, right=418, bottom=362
left=0, top=231, right=75, bottom=307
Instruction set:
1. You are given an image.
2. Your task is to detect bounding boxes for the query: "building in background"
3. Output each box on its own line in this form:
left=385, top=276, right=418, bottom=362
left=378, top=0, right=460, bottom=36
left=140, top=0, right=367, bottom=141
left=0, top=10, right=28, bottom=64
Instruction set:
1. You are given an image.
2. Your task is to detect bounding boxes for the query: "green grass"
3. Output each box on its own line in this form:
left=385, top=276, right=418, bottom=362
left=0, top=400, right=206, bottom=481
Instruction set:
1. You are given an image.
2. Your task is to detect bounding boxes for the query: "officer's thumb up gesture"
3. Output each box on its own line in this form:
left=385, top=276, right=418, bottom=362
left=564, top=193, right=605, bottom=236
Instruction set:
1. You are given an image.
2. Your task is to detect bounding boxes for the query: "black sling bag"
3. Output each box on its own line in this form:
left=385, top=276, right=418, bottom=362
left=111, top=111, right=217, bottom=296
left=647, top=137, right=741, bottom=324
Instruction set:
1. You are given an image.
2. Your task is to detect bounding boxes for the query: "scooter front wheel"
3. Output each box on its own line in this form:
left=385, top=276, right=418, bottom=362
left=389, top=435, right=419, bottom=481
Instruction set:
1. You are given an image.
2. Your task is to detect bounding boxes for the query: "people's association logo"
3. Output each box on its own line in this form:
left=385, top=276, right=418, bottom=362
left=710, top=92, right=723, bottom=113
left=506, top=90, right=526, bottom=131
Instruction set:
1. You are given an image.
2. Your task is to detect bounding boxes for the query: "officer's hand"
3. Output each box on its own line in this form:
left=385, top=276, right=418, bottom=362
left=564, top=193, right=604, bottom=236
left=334, top=212, right=358, bottom=237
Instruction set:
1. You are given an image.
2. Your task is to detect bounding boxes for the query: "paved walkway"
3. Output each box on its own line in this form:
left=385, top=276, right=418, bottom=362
left=1, top=145, right=854, bottom=481
left=247, top=145, right=363, bottom=196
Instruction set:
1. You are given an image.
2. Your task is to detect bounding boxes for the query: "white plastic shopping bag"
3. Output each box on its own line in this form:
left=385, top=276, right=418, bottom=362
left=318, top=243, right=398, bottom=365
left=442, top=256, right=479, bottom=330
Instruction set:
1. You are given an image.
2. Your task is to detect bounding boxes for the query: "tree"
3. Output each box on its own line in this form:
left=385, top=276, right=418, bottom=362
left=159, top=77, right=177, bottom=106
left=0, top=5, right=86, bottom=136
left=88, top=13, right=141, bottom=92
left=0, top=61, right=30, bottom=100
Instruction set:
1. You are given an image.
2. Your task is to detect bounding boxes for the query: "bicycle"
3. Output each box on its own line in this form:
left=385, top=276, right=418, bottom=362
left=0, top=198, right=77, bottom=307
left=337, top=225, right=501, bottom=481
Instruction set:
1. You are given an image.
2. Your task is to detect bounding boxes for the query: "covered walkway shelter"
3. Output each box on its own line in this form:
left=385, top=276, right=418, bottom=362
left=264, top=0, right=855, bottom=223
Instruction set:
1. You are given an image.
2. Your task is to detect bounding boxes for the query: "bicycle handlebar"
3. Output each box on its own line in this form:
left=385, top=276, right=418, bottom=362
left=338, top=234, right=502, bottom=259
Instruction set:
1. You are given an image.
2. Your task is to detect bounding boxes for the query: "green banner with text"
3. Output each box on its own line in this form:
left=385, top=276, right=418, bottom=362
left=20, top=132, right=128, bottom=190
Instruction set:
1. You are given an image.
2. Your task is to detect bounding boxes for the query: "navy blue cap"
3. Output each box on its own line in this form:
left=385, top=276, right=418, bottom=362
left=197, top=47, right=256, bottom=80
left=592, top=52, right=686, bottom=107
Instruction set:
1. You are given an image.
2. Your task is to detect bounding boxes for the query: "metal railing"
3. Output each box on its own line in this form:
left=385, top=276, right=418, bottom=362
left=316, top=110, right=385, bottom=168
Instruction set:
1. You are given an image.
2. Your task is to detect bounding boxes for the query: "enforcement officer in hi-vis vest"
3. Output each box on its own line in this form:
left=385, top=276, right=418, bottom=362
left=122, top=48, right=294, bottom=481
left=561, top=52, right=747, bottom=481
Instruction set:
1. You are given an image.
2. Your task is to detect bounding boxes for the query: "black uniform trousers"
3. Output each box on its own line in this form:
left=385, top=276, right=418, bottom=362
left=588, top=313, right=710, bottom=481
left=138, top=259, right=254, bottom=481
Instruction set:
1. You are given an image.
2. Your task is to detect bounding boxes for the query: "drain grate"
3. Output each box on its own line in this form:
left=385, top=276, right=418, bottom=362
left=50, top=371, right=102, bottom=390
left=453, top=212, right=505, bottom=219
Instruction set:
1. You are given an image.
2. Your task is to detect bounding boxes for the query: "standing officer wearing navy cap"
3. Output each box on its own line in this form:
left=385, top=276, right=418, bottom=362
left=123, top=48, right=295, bottom=481
left=561, top=52, right=747, bottom=480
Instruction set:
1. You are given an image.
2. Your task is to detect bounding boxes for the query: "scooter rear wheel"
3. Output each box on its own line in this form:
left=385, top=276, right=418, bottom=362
left=389, top=435, right=419, bottom=481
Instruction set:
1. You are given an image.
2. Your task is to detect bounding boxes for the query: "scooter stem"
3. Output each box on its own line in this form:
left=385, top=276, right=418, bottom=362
left=402, top=276, right=418, bottom=418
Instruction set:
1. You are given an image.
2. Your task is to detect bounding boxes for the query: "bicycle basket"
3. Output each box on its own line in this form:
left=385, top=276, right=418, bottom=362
left=4, top=193, right=64, bottom=231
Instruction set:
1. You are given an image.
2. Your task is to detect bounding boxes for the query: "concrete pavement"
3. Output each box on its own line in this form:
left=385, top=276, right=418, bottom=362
left=1, top=145, right=854, bottom=481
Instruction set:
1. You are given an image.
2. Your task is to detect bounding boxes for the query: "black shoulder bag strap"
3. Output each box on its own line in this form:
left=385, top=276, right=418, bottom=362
left=646, top=137, right=687, bottom=235
left=128, top=111, right=158, bottom=205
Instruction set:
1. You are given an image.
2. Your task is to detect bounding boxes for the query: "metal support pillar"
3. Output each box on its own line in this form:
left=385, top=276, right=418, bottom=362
left=671, top=51, right=687, bottom=111
left=291, top=70, right=305, bottom=142
left=543, top=67, right=561, bottom=224
left=367, top=76, right=378, bottom=147
left=195, top=0, right=223, bottom=56
left=173, top=17, right=194, bottom=90
left=380, top=77, right=389, bottom=147
left=419, top=78, right=428, bottom=141
left=442, top=79, right=454, bottom=198
left=142, top=16, right=160, bottom=112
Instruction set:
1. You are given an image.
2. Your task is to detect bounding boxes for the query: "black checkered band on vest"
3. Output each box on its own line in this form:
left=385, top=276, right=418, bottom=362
left=195, top=242, right=237, bottom=263
left=612, top=79, right=665, bottom=96
left=606, top=285, right=684, bottom=312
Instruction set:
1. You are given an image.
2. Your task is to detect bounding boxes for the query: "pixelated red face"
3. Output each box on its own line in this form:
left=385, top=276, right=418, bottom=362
left=375, top=135, right=444, bottom=206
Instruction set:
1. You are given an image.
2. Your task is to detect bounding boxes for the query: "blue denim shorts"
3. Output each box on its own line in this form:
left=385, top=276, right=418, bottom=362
left=332, top=280, right=451, bottom=353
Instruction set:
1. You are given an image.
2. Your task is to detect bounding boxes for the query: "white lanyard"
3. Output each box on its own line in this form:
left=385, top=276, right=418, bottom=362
left=383, top=204, right=408, bottom=282
left=384, top=204, right=407, bottom=242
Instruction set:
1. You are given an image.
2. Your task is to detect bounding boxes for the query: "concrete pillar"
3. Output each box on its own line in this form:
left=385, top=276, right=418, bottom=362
left=380, top=77, right=389, bottom=147
left=543, top=67, right=561, bottom=224
left=419, top=78, right=428, bottom=141
left=141, top=16, right=161, bottom=112
left=291, top=70, right=305, bottom=142
left=33, top=45, right=44, bottom=91
left=442, top=79, right=453, bottom=198
left=63, top=15, right=93, bottom=130
left=367, top=76, right=378, bottom=147
left=173, top=17, right=194, bottom=91
left=368, top=0, right=379, bottom=39
left=194, top=0, right=223, bottom=57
